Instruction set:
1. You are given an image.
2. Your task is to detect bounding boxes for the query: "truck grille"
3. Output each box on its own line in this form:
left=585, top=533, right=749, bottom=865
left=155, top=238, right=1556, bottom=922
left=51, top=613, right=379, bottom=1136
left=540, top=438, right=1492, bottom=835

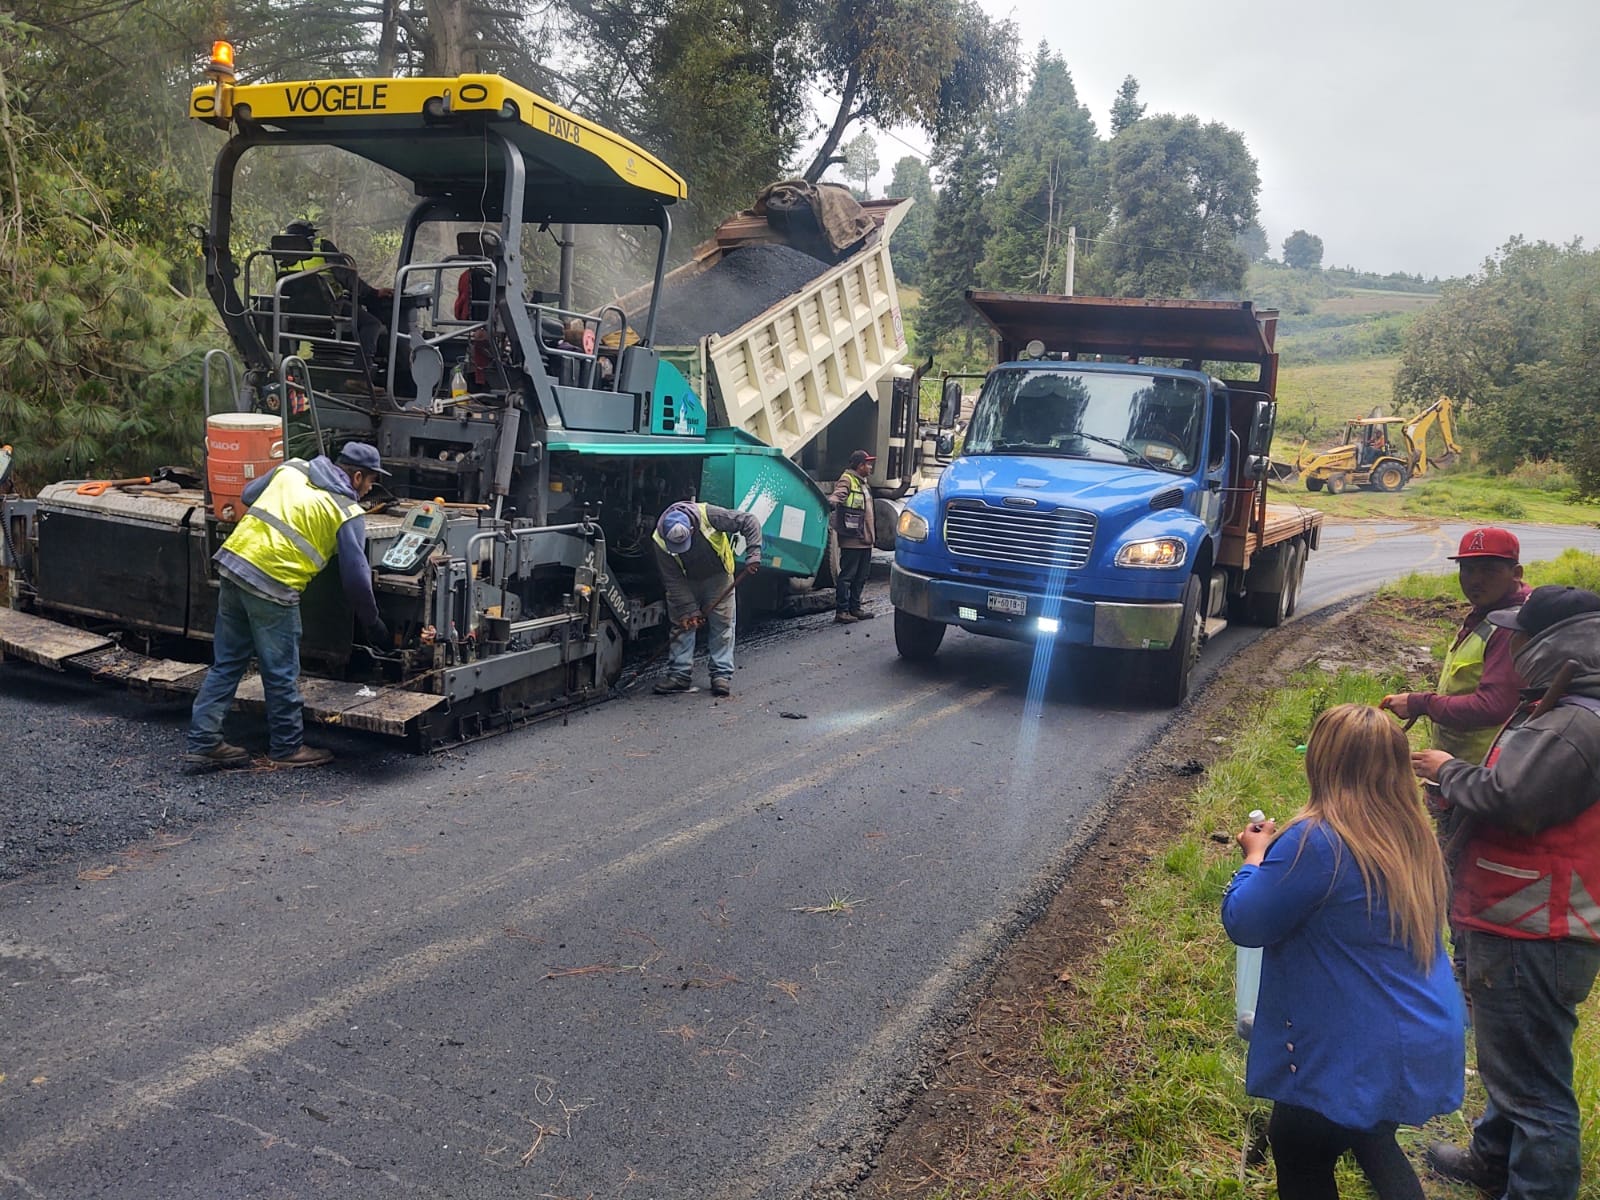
left=943, top=500, right=1095, bottom=570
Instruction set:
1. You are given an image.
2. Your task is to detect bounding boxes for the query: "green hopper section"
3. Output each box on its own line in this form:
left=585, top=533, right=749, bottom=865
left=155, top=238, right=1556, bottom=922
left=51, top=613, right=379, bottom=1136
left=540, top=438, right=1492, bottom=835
left=544, top=427, right=830, bottom=578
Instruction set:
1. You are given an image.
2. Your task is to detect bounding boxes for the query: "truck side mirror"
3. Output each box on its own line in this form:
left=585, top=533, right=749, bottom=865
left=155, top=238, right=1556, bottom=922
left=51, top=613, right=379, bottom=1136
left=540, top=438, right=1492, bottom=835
left=1248, top=400, right=1276, bottom=458
left=939, top=379, right=962, bottom=429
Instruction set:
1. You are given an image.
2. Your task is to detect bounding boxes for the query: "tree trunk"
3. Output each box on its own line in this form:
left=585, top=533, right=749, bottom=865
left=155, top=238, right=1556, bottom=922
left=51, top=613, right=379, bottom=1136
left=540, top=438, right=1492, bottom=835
left=377, top=0, right=400, bottom=74
left=802, top=65, right=861, bottom=183
left=423, top=0, right=476, bottom=75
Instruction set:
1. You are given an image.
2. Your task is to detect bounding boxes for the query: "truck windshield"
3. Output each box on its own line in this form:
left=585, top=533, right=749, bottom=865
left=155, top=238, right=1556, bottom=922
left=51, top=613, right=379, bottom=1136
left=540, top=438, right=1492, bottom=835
left=964, top=368, right=1206, bottom=473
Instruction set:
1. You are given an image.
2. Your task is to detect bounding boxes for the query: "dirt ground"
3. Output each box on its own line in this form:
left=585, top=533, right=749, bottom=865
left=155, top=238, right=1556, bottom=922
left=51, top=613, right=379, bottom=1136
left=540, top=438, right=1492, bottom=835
left=852, top=595, right=1446, bottom=1199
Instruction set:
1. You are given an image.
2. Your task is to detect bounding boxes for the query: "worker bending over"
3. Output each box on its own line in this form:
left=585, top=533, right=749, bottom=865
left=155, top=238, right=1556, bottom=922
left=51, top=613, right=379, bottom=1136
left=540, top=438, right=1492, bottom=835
left=186, top=443, right=390, bottom=769
left=651, top=501, right=761, bottom=698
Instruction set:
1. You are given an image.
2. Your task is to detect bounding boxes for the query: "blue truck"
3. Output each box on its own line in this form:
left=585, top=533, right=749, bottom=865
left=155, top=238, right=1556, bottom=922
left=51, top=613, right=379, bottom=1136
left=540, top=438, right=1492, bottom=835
left=891, top=293, right=1322, bottom=705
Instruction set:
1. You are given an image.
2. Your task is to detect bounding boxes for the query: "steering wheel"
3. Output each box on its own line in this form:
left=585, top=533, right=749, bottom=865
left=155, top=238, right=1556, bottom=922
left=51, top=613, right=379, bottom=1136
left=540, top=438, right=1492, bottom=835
left=1133, top=433, right=1188, bottom=468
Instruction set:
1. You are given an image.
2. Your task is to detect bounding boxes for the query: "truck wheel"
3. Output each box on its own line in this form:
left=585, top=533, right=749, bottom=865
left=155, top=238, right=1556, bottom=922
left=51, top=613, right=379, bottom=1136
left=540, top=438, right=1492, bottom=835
left=1305, top=477, right=1324, bottom=493
left=1149, top=574, right=1202, bottom=706
left=1284, top=541, right=1305, bottom=618
left=1246, top=543, right=1297, bottom=628
left=1326, top=473, right=1348, bottom=495
left=1372, top=462, right=1407, bottom=493
left=873, top=498, right=898, bottom=551
left=894, top=608, right=946, bottom=661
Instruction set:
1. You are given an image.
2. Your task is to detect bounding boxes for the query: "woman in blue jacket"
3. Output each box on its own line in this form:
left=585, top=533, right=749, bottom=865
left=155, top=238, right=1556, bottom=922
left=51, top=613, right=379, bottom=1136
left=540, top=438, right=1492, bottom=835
left=1223, top=703, right=1465, bottom=1199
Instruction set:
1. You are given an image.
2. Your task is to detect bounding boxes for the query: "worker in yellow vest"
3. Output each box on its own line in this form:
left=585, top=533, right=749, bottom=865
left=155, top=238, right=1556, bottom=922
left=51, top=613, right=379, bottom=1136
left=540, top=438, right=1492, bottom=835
left=829, top=449, right=878, bottom=624
left=651, top=500, right=762, bottom=698
left=185, top=443, right=389, bottom=770
left=1382, top=528, right=1530, bottom=766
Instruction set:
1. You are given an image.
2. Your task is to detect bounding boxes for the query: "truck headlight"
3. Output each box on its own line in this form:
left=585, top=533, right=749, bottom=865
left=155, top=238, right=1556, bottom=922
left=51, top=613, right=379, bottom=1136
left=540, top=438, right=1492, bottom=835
left=1115, top=537, right=1187, bottom=568
left=898, top=509, right=929, bottom=542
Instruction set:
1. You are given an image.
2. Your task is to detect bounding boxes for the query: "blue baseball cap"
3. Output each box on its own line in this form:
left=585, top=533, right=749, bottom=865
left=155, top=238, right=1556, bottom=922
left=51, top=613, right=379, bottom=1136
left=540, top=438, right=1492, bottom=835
left=658, top=507, right=694, bottom=553
left=337, top=442, right=391, bottom=477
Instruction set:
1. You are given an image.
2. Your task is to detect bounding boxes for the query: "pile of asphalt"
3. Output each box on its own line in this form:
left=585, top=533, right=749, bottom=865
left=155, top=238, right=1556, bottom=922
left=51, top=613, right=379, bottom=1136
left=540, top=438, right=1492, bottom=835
left=0, top=666, right=417, bottom=881
left=651, top=244, right=833, bottom=345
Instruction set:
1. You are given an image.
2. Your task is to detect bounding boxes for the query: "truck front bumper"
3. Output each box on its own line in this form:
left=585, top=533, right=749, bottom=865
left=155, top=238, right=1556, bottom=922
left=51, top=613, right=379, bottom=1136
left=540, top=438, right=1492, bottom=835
left=890, top=563, right=1184, bottom=651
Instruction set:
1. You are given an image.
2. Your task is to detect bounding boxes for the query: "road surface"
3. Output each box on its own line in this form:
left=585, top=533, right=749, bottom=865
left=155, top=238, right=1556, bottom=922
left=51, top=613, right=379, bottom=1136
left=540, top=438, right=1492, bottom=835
left=1, top=519, right=1595, bottom=1198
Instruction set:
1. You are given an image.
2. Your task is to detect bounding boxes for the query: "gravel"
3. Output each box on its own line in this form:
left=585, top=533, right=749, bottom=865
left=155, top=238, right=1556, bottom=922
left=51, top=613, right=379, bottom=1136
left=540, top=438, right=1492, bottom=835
left=0, top=664, right=419, bottom=881
left=651, top=244, right=833, bottom=346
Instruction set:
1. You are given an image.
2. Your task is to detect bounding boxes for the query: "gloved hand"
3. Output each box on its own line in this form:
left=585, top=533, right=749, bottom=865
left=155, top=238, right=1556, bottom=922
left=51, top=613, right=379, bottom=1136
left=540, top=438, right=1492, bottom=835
left=741, top=560, right=760, bottom=574
left=365, top=618, right=391, bottom=647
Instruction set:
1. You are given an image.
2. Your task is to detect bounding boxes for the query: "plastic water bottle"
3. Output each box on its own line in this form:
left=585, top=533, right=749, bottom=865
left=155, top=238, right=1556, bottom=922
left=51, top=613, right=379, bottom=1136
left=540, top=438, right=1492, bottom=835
left=1234, top=810, right=1268, bottom=1039
left=450, top=363, right=468, bottom=399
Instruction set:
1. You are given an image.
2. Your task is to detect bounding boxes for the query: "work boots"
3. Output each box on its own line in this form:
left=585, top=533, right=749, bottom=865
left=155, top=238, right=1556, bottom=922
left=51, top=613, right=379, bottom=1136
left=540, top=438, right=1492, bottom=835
left=183, top=742, right=251, bottom=769
left=710, top=678, right=732, bottom=698
left=1424, top=1142, right=1507, bottom=1196
left=834, top=612, right=859, bottom=624
left=270, top=745, right=334, bottom=769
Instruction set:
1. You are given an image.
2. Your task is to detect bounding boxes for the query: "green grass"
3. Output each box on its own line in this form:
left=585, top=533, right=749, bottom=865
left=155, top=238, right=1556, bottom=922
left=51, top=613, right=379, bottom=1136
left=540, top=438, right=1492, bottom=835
left=1266, top=468, right=1600, bottom=527
left=1383, top=547, right=1600, bottom=602
left=965, top=556, right=1600, bottom=1198
left=1274, top=356, right=1404, bottom=439
left=1316, top=290, right=1439, bottom=317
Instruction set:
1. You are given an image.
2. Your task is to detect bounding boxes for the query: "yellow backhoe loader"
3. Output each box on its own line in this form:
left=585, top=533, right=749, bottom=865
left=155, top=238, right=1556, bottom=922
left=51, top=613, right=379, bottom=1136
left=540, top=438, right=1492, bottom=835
left=1295, top=397, right=1461, bottom=494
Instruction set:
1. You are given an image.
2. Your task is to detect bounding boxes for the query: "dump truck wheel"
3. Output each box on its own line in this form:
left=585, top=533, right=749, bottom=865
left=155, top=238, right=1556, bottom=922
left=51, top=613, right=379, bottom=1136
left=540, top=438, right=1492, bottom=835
left=894, top=608, right=945, bottom=661
left=1373, top=462, right=1408, bottom=493
left=1284, top=540, right=1306, bottom=618
left=1326, top=473, right=1348, bottom=495
left=1148, top=574, right=1203, bottom=706
left=873, top=498, right=898, bottom=551
left=1305, top=477, right=1324, bottom=493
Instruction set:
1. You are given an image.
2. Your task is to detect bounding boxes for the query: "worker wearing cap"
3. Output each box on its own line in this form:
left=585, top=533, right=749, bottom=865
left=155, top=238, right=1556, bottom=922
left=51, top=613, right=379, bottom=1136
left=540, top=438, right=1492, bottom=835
left=651, top=500, right=762, bottom=698
left=1414, top=585, right=1600, bottom=1200
left=829, top=450, right=877, bottom=625
left=1382, top=527, right=1530, bottom=766
left=186, top=443, right=390, bottom=769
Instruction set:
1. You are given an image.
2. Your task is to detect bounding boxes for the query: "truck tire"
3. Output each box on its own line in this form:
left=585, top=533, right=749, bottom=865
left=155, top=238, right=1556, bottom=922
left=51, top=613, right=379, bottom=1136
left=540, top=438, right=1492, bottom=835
left=894, top=608, right=946, bottom=661
left=1148, top=574, right=1202, bottom=706
left=1372, top=461, right=1408, bottom=493
left=1305, top=477, right=1324, bottom=493
left=1246, top=543, right=1297, bottom=628
left=873, top=498, right=898, bottom=551
left=1284, top=540, right=1305, bottom=618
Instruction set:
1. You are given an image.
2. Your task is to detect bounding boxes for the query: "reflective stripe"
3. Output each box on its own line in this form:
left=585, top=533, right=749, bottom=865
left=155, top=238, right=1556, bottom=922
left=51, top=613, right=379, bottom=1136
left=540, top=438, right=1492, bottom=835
left=244, top=505, right=327, bottom=570
left=1474, top=876, right=1553, bottom=935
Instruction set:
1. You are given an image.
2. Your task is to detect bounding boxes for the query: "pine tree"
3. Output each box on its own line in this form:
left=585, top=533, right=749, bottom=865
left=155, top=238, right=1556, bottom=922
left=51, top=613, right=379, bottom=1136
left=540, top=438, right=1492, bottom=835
left=981, top=46, right=1101, bottom=294
left=1109, top=75, right=1145, bottom=136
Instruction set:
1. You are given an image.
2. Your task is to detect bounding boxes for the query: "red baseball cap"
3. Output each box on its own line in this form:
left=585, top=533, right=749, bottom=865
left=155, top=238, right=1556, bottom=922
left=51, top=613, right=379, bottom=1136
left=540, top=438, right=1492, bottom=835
left=1448, top=527, right=1519, bottom=562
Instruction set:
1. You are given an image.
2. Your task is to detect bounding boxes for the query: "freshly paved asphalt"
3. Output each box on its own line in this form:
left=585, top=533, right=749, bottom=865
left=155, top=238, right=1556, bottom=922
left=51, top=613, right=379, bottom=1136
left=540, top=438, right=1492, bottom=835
left=2, top=518, right=1597, bottom=1199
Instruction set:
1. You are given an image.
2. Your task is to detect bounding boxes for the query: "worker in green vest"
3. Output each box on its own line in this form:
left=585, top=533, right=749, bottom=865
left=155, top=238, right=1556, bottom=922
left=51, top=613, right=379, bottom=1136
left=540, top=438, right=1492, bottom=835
left=186, top=443, right=390, bottom=770
left=1381, top=528, right=1530, bottom=766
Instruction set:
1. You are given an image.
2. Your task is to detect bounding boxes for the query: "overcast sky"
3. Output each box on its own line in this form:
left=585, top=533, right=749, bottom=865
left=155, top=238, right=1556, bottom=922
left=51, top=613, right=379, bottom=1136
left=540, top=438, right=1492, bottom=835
left=873, top=0, right=1598, bottom=279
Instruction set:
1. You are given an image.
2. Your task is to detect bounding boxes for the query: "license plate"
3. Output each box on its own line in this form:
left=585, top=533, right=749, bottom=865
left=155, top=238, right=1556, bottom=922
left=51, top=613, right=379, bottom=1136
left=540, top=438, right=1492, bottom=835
left=986, top=591, right=1027, bottom=616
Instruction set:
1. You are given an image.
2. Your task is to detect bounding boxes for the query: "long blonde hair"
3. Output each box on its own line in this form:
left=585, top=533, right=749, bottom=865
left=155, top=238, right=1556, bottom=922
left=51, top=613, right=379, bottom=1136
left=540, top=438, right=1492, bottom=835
left=1287, top=703, right=1449, bottom=969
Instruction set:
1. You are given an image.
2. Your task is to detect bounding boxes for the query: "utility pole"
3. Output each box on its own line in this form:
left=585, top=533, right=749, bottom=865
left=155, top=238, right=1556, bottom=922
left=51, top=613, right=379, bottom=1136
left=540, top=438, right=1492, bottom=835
left=1063, top=226, right=1076, bottom=296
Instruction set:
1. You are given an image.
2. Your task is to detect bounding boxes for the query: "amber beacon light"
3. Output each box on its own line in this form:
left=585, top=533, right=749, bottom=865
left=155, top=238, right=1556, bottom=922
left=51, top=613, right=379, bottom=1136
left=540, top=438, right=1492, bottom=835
left=206, top=40, right=236, bottom=81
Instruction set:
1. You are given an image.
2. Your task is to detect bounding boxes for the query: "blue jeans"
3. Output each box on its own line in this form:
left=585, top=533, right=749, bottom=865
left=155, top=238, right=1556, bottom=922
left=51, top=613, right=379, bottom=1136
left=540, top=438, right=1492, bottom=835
left=836, top=547, right=872, bottom=614
left=665, top=577, right=736, bottom=685
left=188, top=578, right=305, bottom=757
left=1465, top=930, right=1600, bottom=1200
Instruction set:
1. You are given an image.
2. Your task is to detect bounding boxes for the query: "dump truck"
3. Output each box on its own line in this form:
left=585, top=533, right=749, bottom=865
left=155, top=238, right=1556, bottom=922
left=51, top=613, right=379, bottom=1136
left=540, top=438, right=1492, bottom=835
left=891, top=293, right=1324, bottom=706
left=1295, top=396, right=1461, bottom=493
left=0, top=52, right=835, bottom=749
left=617, top=193, right=923, bottom=551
